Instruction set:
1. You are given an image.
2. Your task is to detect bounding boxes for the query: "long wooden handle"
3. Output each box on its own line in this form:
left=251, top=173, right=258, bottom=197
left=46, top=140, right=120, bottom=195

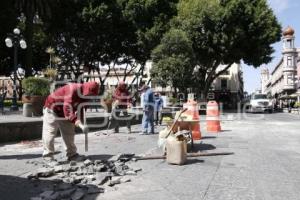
left=134, top=152, right=234, bottom=160
left=165, top=108, right=188, bottom=138
left=84, top=109, right=88, bottom=152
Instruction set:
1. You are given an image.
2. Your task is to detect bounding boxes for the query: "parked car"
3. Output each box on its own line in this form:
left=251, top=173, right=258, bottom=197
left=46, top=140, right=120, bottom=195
left=247, top=94, right=273, bottom=113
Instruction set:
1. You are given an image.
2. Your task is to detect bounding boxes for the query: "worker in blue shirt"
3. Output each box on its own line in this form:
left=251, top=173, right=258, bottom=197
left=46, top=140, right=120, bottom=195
left=139, top=85, right=155, bottom=134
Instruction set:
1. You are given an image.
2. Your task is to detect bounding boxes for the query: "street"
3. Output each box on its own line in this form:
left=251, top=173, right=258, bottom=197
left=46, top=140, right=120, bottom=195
left=0, top=112, right=300, bottom=200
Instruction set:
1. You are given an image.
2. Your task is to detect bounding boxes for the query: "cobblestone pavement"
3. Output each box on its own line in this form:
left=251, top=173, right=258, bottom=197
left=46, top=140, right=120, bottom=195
left=0, top=112, right=300, bottom=200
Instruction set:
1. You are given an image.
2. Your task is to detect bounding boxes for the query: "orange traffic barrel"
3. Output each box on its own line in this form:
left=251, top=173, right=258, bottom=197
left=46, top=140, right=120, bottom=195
left=206, top=101, right=221, bottom=133
left=180, top=100, right=201, bottom=140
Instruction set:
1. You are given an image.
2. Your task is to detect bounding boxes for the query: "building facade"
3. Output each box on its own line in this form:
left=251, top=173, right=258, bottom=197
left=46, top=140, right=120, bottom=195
left=261, top=26, right=300, bottom=105
left=210, top=63, right=244, bottom=109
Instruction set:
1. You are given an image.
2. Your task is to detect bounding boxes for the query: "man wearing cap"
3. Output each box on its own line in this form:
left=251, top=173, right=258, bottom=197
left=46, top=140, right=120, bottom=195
left=111, top=81, right=132, bottom=133
left=42, top=81, right=100, bottom=161
left=139, top=85, right=155, bottom=134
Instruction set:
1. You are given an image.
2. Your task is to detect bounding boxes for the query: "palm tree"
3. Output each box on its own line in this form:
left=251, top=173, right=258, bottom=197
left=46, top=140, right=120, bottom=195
left=14, top=0, right=55, bottom=76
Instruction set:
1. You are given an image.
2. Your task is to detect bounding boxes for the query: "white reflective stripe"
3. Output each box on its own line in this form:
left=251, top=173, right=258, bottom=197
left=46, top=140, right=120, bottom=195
left=206, top=116, right=219, bottom=121
left=206, top=106, right=218, bottom=110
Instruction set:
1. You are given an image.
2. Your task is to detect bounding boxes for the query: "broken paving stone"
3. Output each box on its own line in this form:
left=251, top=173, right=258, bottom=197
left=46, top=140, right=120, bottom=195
left=83, top=159, right=93, bottom=166
left=133, top=168, right=142, bottom=172
left=81, top=178, right=88, bottom=184
left=45, top=161, right=60, bottom=168
left=54, top=165, right=65, bottom=173
left=121, top=177, right=131, bottom=183
left=94, top=160, right=103, bottom=165
left=36, top=168, right=55, bottom=177
left=71, top=189, right=86, bottom=200
left=73, top=176, right=85, bottom=184
left=95, top=173, right=110, bottom=185
left=108, top=177, right=121, bottom=186
left=93, top=164, right=107, bottom=172
left=87, top=186, right=104, bottom=194
left=63, top=177, right=76, bottom=184
left=86, top=175, right=96, bottom=182
left=125, top=170, right=137, bottom=176
left=24, top=172, right=37, bottom=179
left=39, top=190, right=54, bottom=199
left=108, top=154, right=122, bottom=162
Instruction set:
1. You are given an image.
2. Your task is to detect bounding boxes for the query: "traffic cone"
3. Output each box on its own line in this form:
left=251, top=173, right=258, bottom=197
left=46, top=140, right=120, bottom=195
left=206, top=101, right=221, bottom=133
left=181, top=100, right=201, bottom=140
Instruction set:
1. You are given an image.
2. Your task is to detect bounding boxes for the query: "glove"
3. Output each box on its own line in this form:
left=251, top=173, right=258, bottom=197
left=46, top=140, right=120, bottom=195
left=75, top=120, right=89, bottom=133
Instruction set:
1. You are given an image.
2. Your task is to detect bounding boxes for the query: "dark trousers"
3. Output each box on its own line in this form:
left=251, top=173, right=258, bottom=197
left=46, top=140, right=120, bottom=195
left=111, top=108, right=131, bottom=133
left=154, top=111, right=162, bottom=125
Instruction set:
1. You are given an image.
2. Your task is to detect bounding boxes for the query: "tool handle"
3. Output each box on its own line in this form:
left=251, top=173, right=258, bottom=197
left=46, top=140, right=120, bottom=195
left=84, top=109, right=88, bottom=152
left=165, top=108, right=188, bottom=138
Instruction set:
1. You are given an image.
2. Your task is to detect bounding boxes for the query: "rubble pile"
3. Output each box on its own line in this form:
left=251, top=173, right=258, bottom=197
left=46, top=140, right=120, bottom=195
left=26, top=154, right=142, bottom=200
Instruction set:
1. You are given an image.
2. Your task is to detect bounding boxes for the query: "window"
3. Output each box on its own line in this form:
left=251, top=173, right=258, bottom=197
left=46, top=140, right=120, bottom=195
left=286, top=39, right=292, bottom=48
left=287, top=56, right=293, bottom=66
left=221, top=79, right=228, bottom=90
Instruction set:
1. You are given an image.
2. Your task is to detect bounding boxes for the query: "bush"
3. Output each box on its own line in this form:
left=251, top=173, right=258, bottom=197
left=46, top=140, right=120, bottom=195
left=168, top=96, right=178, bottom=105
left=294, top=102, right=300, bottom=108
left=3, top=100, right=23, bottom=107
left=22, top=77, right=50, bottom=96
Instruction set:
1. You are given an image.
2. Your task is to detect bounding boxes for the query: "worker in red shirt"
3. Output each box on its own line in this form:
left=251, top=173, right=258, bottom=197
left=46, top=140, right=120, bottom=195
left=110, top=81, right=132, bottom=133
left=43, top=81, right=100, bottom=161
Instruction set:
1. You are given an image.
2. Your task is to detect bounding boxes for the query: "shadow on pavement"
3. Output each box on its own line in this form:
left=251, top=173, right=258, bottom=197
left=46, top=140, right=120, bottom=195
left=0, top=154, right=41, bottom=160
left=0, top=175, right=54, bottom=200
left=88, top=154, right=114, bottom=161
left=0, top=174, right=100, bottom=200
left=200, top=136, right=217, bottom=140
left=221, top=130, right=231, bottom=132
left=192, top=143, right=216, bottom=152
left=185, top=159, right=205, bottom=165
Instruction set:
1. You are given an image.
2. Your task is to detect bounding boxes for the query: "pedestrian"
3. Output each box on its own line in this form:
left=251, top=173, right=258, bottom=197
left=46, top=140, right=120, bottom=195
left=111, top=81, right=132, bottom=133
left=139, top=85, right=155, bottom=134
left=42, top=81, right=100, bottom=162
left=154, top=92, right=163, bottom=125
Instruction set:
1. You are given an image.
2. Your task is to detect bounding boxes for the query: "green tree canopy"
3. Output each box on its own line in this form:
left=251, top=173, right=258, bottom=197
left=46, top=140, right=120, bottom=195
left=151, top=29, right=195, bottom=95
left=174, top=0, right=281, bottom=95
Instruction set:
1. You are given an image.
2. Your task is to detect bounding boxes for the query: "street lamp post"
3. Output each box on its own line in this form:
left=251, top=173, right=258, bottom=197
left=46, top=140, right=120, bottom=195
left=5, top=28, right=27, bottom=111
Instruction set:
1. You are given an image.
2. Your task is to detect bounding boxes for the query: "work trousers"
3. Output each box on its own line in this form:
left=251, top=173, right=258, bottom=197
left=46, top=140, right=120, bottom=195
left=154, top=110, right=162, bottom=125
left=142, top=109, right=154, bottom=134
left=42, top=108, right=77, bottom=158
left=111, top=107, right=131, bottom=133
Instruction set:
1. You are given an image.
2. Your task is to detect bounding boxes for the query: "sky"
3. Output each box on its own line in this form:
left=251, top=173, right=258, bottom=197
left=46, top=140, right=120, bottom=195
left=243, top=0, right=300, bottom=93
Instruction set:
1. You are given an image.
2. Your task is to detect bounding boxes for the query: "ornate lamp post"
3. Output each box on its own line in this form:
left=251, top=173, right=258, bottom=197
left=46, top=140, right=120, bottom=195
left=5, top=28, right=27, bottom=111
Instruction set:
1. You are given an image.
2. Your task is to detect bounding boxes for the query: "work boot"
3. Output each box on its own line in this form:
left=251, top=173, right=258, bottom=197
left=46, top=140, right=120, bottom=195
left=139, top=131, right=148, bottom=135
left=67, top=153, right=86, bottom=162
left=43, top=154, right=59, bottom=167
left=114, top=127, right=119, bottom=134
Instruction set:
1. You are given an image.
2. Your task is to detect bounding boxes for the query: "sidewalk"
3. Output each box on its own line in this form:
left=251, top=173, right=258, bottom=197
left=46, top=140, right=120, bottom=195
left=1, top=113, right=300, bottom=200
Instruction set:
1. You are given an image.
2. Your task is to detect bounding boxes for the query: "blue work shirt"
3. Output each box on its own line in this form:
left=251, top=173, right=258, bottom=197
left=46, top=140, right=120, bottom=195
left=143, top=88, right=154, bottom=111
left=154, top=96, right=163, bottom=111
